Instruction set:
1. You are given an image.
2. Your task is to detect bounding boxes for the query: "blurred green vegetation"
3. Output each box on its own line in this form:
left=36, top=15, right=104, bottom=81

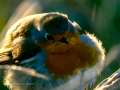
left=0, top=0, right=120, bottom=90
left=0, top=0, right=22, bottom=33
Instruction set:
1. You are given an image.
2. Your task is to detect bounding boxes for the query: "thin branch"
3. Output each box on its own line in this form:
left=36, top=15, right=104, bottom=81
left=0, top=65, right=49, bottom=80
left=94, top=69, right=120, bottom=90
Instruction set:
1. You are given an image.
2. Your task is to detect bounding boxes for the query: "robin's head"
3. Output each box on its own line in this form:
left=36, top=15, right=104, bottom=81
left=33, top=12, right=103, bottom=79
left=34, top=12, right=81, bottom=54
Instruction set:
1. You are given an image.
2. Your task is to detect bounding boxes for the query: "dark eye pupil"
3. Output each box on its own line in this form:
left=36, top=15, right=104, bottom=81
left=47, top=35, right=53, bottom=40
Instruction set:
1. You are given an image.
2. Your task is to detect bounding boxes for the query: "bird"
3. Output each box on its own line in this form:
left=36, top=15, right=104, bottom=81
left=0, top=12, right=105, bottom=90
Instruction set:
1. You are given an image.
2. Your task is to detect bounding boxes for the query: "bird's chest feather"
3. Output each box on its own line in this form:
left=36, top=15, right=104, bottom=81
left=45, top=37, right=100, bottom=79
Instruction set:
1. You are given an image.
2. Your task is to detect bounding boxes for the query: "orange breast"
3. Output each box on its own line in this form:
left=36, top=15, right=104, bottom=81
left=45, top=35, right=100, bottom=79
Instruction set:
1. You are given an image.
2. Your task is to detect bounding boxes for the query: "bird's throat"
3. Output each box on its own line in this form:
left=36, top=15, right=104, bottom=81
left=45, top=37, right=100, bottom=79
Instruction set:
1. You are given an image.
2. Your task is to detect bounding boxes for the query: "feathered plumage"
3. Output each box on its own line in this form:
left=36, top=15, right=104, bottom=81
left=0, top=12, right=105, bottom=90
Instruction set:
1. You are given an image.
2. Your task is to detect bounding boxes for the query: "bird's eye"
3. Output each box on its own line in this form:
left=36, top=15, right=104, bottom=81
left=46, top=35, right=53, bottom=41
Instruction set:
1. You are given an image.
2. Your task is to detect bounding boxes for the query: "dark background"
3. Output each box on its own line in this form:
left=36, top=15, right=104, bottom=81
left=0, top=0, right=120, bottom=90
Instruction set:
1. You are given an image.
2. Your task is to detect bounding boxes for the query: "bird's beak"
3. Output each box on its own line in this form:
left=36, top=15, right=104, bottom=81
left=59, top=37, right=69, bottom=44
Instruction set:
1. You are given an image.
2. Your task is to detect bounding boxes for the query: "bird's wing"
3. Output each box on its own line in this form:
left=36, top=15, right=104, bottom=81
left=0, top=15, right=42, bottom=64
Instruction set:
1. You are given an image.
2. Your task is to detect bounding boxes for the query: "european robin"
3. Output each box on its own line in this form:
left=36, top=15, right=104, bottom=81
left=0, top=12, right=105, bottom=90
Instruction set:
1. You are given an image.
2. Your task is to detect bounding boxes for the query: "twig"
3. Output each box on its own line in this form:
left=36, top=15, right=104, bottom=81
left=0, top=65, right=49, bottom=80
left=94, top=69, right=120, bottom=90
